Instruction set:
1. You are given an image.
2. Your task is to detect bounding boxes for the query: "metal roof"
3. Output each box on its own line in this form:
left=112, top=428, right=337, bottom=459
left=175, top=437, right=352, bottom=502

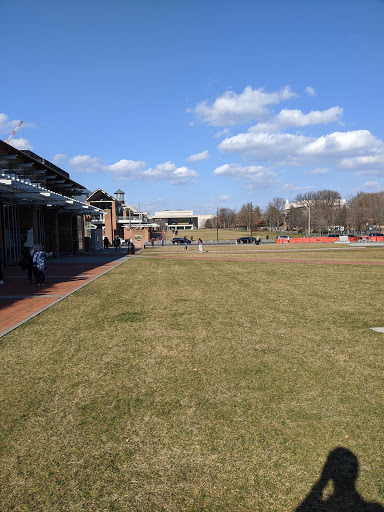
left=0, top=140, right=102, bottom=214
left=0, top=140, right=88, bottom=198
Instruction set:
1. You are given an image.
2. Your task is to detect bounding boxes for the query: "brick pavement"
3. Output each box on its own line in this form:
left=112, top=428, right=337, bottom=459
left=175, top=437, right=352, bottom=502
left=0, top=251, right=130, bottom=338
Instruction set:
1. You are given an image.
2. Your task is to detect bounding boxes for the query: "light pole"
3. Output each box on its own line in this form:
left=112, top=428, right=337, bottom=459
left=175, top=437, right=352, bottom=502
left=216, top=207, right=219, bottom=245
left=250, top=202, right=253, bottom=241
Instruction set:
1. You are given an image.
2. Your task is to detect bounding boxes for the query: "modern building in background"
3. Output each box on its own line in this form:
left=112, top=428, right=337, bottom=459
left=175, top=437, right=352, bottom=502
left=0, top=140, right=102, bottom=265
left=153, top=210, right=215, bottom=230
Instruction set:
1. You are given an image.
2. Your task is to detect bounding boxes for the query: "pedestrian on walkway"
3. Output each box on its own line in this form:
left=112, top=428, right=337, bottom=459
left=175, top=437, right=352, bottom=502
left=0, top=244, right=4, bottom=285
left=198, top=238, right=204, bottom=253
left=33, top=246, right=53, bottom=286
left=20, top=245, right=38, bottom=284
left=113, top=236, right=121, bottom=251
left=183, top=236, right=188, bottom=251
left=103, top=236, right=110, bottom=250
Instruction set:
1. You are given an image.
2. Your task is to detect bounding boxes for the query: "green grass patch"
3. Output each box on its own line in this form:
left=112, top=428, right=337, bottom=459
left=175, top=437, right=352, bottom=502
left=1, top=249, right=384, bottom=511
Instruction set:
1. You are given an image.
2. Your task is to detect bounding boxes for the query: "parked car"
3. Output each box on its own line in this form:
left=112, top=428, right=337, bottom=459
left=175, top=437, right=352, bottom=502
left=172, top=237, right=191, bottom=245
left=275, top=235, right=290, bottom=240
left=327, top=234, right=340, bottom=238
left=368, top=232, right=384, bottom=237
left=237, top=236, right=257, bottom=244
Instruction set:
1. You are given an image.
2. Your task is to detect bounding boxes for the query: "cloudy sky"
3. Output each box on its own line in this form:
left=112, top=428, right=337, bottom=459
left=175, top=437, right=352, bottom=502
left=1, top=0, right=383, bottom=214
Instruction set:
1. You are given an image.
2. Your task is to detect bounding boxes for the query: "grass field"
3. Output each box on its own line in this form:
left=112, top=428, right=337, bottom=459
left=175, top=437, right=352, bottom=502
left=1, top=246, right=384, bottom=511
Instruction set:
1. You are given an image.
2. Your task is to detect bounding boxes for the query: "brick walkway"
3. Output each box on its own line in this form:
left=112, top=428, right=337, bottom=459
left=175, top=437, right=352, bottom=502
left=0, top=251, right=130, bottom=338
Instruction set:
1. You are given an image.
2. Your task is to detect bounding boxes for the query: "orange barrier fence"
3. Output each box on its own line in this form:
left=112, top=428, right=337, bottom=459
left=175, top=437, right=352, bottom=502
left=276, top=236, right=384, bottom=244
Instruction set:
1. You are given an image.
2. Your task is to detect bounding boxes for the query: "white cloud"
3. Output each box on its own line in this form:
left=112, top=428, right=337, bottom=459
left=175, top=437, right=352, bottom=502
left=282, top=184, right=312, bottom=192
left=218, top=195, right=230, bottom=201
left=362, top=180, right=381, bottom=188
left=68, top=155, right=102, bottom=172
left=299, top=130, right=379, bottom=157
left=142, top=162, right=198, bottom=185
left=8, top=138, right=32, bottom=150
left=0, top=113, right=20, bottom=135
left=219, top=128, right=384, bottom=172
left=106, top=159, right=146, bottom=175
left=277, top=106, right=342, bottom=128
left=53, top=154, right=67, bottom=163
left=186, top=150, right=209, bottom=162
left=215, top=128, right=232, bottom=138
left=68, top=155, right=198, bottom=184
left=213, top=163, right=279, bottom=189
left=191, top=85, right=296, bottom=126
left=310, top=168, right=329, bottom=175
left=305, top=86, right=316, bottom=96
left=219, top=131, right=310, bottom=161
left=338, top=152, right=384, bottom=172
left=249, top=107, right=343, bottom=133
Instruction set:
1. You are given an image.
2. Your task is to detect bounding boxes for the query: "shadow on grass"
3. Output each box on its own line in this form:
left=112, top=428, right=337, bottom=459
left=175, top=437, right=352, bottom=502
left=296, top=447, right=384, bottom=511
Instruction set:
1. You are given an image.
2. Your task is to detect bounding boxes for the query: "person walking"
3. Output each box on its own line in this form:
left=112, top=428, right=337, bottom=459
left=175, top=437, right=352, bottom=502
left=103, top=236, right=110, bottom=250
left=20, top=245, right=37, bottom=284
left=113, top=236, right=121, bottom=251
left=0, top=244, right=4, bottom=284
left=183, top=236, right=188, bottom=251
left=198, top=238, right=203, bottom=253
left=33, top=246, right=53, bottom=286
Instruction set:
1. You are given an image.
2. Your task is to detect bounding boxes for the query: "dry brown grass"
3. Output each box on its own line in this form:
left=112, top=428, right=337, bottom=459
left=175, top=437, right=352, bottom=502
left=1, top=249, right=383, bottom=511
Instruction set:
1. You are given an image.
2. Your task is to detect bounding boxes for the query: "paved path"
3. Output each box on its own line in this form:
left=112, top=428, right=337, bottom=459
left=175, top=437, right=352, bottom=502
left=0, top=251, right=130, bottom=338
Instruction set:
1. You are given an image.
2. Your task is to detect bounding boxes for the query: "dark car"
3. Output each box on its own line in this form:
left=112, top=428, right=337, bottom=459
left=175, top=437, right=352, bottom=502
left=172, top=237, right=191, bottom=245
left=368, top=232, right=384, bottom=237
left=327, top=234, right=340, bottom=237
left=237, top=236, right=257, bottom=244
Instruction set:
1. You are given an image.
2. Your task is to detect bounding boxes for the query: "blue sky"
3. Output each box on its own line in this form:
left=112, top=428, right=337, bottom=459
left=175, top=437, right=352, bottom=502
left=1, top=0, right=383, bottom=214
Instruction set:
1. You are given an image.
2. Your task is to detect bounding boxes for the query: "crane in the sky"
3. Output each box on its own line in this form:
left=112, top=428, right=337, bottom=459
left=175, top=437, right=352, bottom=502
left=5, top=120, right=23, bottom=143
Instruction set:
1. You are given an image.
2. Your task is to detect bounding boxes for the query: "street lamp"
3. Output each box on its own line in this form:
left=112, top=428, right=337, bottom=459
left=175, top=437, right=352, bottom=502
left=250, top=202, right=253, bottom=241
left=216, top=207, right=219, bottom=244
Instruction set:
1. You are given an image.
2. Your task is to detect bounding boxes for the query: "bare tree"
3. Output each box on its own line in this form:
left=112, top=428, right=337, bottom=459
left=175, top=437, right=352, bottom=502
left=347, top=191, right=384, bottom=233
left=294, top=190, right=342, bottom=234
left=218, top=207, right=237, bottom=228
left=292, top=192, right=316, bottom=233
left=285, top=206, right=306, bottom=231
left=236, top=203, right=260, bottom=230
left=264, top=197, right=285, bottom=230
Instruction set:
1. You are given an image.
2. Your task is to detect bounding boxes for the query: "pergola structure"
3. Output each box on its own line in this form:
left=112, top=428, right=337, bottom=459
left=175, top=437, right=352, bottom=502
left=0, top=140, right=102, bottom=264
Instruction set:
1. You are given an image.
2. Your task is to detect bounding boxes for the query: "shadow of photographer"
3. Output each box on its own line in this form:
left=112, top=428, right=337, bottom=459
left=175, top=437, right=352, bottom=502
left=296, top=447, right=384, bottom=511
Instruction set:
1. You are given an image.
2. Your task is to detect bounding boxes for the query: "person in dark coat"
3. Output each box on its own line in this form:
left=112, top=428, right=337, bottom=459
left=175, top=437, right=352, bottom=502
left=20, top=245, right=38, bottom=284
left=113, top=236, right=121, bottom=251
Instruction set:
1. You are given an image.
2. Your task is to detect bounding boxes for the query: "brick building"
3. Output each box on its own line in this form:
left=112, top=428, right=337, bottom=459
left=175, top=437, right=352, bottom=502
left=86, top=188, right=159, bottom=248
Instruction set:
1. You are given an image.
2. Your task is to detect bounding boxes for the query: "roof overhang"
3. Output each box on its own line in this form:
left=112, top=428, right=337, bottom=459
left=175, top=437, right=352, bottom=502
left=0, top=140, right=88, bottom=197
left=0, top=174, right=103, bottom=214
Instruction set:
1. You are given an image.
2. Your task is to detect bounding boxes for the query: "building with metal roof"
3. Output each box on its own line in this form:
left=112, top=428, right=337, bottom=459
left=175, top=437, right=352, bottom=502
left=0, top=140, right=103, bottom=264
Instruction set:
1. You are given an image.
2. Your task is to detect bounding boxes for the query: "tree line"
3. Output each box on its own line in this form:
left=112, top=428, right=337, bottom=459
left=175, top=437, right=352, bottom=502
left=205, top=190, right=384, bottom=233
